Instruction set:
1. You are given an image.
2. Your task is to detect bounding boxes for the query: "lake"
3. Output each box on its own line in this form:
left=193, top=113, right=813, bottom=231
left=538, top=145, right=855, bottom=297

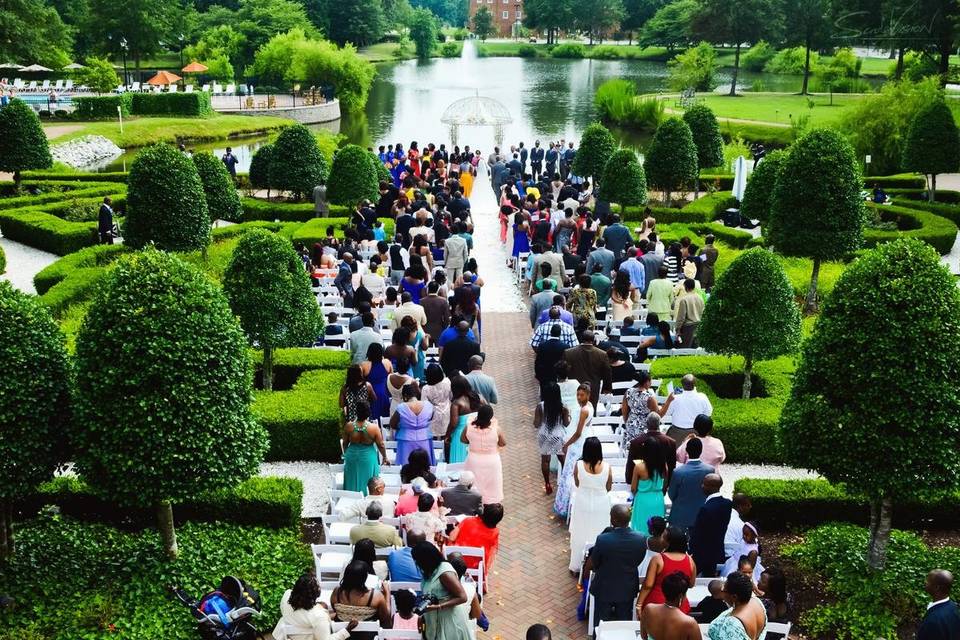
left=100, top=41, right=877, bottom=172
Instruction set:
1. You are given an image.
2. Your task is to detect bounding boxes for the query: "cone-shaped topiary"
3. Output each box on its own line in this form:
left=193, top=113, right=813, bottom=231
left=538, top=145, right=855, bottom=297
left=768, top=128, right=864, bottom=313
left=697, top=248, right=801, bottom=399
left=249, top=143, right=274, bottom=198
left=644, top=116, right=699, bottom=207
left=902, top=98, right=960, bottom=202
left=683, top=104, right=724, bottom=170
left=598, top=148, right=648, bottom=212
left=327, top=144, right=380, bottom=206
left=193, top=151, right=243, bottom=223
left=572, top=122, right=617, bottom=183
left=0, top=99, right=52, bottom=190
left=740, top=149, right=786, bottom=224
left=370, top=151, right=392, bottom=185
left=779, top=239, right=960, bottom=570
left=72, top=248, right=266, bottom=559
left=0, top=281, right=71, bottom=559
left=223, top=229, right=323, bottom=391
left=270, top=124, right=328, bottom=200
left=125, top=143, right=211, bottom=252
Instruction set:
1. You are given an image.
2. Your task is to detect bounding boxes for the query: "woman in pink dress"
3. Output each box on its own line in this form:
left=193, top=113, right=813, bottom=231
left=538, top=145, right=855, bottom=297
left=461, top=404, right=505, bottom=504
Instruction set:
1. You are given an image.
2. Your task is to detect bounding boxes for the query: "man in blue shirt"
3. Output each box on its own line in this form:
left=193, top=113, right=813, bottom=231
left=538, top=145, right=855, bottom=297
left=437, top=315, right=476, bottom=347
left=602, top=215, right=633, bottom=260
left=619, top=248, right=646, bottom=292
left=387, top=530, right=425, bottom=584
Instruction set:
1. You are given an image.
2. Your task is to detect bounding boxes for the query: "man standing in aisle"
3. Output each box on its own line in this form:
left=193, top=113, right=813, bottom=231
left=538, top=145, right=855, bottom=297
left=530, top=140, right=544, bottom=181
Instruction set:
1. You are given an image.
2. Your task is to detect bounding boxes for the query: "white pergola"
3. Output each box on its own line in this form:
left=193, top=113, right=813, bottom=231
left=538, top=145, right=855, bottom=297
left=440, top=92, right=513, bottom=148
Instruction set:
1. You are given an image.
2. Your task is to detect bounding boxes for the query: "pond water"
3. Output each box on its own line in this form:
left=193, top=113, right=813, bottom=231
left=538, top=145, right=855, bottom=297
left=97, top=41, right=879, bottom=173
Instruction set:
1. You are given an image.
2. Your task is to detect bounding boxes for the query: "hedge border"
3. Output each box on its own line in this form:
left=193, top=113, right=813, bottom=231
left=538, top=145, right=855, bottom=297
left=864, top=203, right=958, bottom=255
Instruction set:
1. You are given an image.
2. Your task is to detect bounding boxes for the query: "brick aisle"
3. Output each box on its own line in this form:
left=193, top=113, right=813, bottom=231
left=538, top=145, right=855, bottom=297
left=480, top=312, right=585, bottom=640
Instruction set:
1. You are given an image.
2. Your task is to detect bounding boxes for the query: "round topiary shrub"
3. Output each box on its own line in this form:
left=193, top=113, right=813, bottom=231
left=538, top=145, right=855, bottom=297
left=644, top=116, right=699, bottom=207
left=0, top=281, right=70, bottom=559
left=223, top=229, right=322, bottom=391
left=270, top=124, right=328, bottom=200
left=327, top=144, right=380, bottom=206
left=125, top=143, right=211, bottom=252
left=370, top=151, right=392, bottom=185
left=902, top=98, right=960, bottom=202
left=598, top=148, right=647, bottom=211
left=740, top=149, right=786, bottom=224
left=249, top=143, right=274, bottom=197
left=71, top=248, right=266, bottom=559
left=193, top=151, right=243, bottom=223
left=572, top=122, right=616, bottom=182
left=683, top=104, right=724, bottom=171
left=0, top=99, right=52, bottom=190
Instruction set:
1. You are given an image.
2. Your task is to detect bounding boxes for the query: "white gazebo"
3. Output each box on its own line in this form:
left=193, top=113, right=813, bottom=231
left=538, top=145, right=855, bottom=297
left=440, top=92, right=513, bottom=148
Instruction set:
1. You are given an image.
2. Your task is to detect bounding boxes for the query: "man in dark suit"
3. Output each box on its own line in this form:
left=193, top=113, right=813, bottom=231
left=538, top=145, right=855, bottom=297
left=668, top=439, right=716, bottom=532
left=440, top=471, right=483, bottom=517
left=563, top=331, right=612, bottom=406
left=589, top=504, right=648, bottom=631
left=534, top=325, right=568, bottom=384
left=918, top=569, right=960, bottom=640
left=439, top=321, right=480, bottom=376
left=689, top=474, right=732, bottom=577
left=98, top=196, right=115, bottom=245
left=529, top=141, right=544, bottom=180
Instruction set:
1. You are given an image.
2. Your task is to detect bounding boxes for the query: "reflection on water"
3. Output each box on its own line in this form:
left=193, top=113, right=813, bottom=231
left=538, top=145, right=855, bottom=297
left=95, top=42, right=879, bottom=172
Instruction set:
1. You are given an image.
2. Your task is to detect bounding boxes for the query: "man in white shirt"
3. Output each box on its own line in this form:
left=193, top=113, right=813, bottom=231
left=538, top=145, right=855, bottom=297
left=391, top=292, right=427, bottom=330
left=724, top=493, right=752, bottom=560
left=665, top=374, right=713, bottom=444
left=336, top=477, right=397, bottom=523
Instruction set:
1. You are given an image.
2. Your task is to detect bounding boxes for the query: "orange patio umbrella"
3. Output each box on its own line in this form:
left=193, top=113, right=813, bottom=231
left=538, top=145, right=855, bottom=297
left=181, top=61, right=208, bottom=73
left=146, top=70, right=182, bottom=85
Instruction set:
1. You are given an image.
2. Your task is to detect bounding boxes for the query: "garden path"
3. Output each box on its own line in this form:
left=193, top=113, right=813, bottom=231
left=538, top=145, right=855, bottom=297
left=0, top=236, right=57, bottom=294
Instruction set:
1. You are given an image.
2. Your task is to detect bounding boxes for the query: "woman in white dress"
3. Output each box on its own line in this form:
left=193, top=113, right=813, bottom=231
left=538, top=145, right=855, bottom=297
left=567, top=436, right=612, bottom=572
left=554, top=383, right=595, bottom=518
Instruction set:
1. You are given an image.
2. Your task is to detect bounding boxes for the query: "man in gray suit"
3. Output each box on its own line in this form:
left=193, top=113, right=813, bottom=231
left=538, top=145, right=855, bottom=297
left=667, top=438, right=716, bottom=531
left=491, top=157, right=507, bottom=198
left=440, top=471, right=483, bottom=516
left=639, top=240, right=664, bottom=295
left=586, top=238, right=615, bottom=277
left=589, top=504, right=648, bottom=631
left=444, top=227, right=469, bottom=284
left=529, top=280, right=557, bottom=328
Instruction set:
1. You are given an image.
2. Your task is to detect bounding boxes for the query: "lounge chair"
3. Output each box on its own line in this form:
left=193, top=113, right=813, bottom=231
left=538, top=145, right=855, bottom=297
left=53, top=79, right=63, bottom=91
left=64, top=79, right=73, bottom=91
left=224, top=83, right=235, bottom=95
left=13, top=78, right=23, bottom=89
left=185, top=84, right=194, bottom=93
left=153, top=85, right=161, bottom=93
left=27, top=81, right=37, bottom=92
left=168, top=84, right=177, bottom=93
left=115, top=84, right=125, bottom=93
left=213, top=83, right=223, bottom=94
left=130, top=81, right=141, bottom=92
left=201, top=84, right=210, bottom=92
left=40, top=80, right=50, bottom=91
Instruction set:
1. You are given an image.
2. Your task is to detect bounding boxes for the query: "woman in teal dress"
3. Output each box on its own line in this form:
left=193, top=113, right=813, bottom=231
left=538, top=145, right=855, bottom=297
left=342, top=402, right=388, bottom=495
left=708, top=572, right=768, bottom=640
left=412, top=541, right=472, bottom=640
left=400, top=315, right=427, bottom=382
left=628, top=438, right=668, bottom=532
left=446, top=375, right=483, bottom=464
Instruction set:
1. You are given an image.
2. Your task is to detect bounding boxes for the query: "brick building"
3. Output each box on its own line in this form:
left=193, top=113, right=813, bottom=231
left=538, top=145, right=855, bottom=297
left=469, top=0, right=524, bottom=37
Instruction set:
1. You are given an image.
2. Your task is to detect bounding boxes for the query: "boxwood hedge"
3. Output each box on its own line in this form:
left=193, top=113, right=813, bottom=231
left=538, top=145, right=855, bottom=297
left=129, top=92, right=213, bottom=117
left=18, top=475, right=302, bottom=529
left=241, top=197, right=350, bottom=222
left=863, top=203, right=958, bottom=254
left=650, top=355, right=794, bottom=464
left=292, top=217, right=395, bottom=245
left=34, top=244, right=130, bottom=294
left=21, top=171, right=128, bottom=183
left=733, top=477, right=960, bottom=530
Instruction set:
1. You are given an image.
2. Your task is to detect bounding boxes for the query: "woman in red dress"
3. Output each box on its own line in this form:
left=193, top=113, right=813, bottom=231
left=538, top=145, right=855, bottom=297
left=637, top=526, right=697, bottom=614
left=446, top=503, right=504, bottom=591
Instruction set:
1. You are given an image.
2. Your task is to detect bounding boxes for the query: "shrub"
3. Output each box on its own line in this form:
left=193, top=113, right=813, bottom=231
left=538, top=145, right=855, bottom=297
left=683, top=104, right=724, bottom=172
left=739, top=149, right=786, bottom=223
left=741, top=40, right=774, bottom=71
left=223, top=230, right=322, bottom=391
left=764, top=46, right=817, bottom=74
left=72, top=94, right=131, bottom=119
left=0, top=99, right=53, bottom=189
left=440, top=41, right=460, bottom=57
left=73, top=56, right=120, bottom=94
left=780, top=239, right=960, bottom=569
left=129, top=92, right=213, bottom=116
left=250, top=347, right=351, bottom=388
left=862, top=203, right=958, bottom=254
left=698, top=249, right=801, bottom=399
left=768, top=128, right=865, bottom=312
left=594, top=80, right=663, bottom=129
left=327, top=144, right=379, bottom=206
left=125, top=144, right=211, bottom=252
left=902, top=98, right=960, bottom=201
left=644, top=117, right=699, bottom=207
left=0, top=207, right=100, bottom=255
left=248, top=144, right=274, bottom=196
left=598, top=148, right=647, bottom=210
left=291, top=216, right=393, bottom=245
left=241, top=197, right=349, bottom=222
left=34, top=244, right=129, bottom=295
left=889, top=50, right=938, bottom=81
left=270, top=124, right=328, bottom=200
left=572, top=123, right=617, bottom=181
left=668, top=41, right=716, bottom=91
left=72, top=249, right=267, bottom=558
left=589, top=45, right=625, bottom=60
left=551, top=43, right=586, bottom=58
left=252, top=369, right=344, bottom=461
left=21, top=171, right=128, bottom=183
left=0, top=244, right=4, bottom=274
left=0, top=182, right=122, bottom=210
left=192, top=151, right=243, bottom=222
left=516, top=44, right=539, bottom=57
left=370, top=151, right=392, bottom=185
left=0, top=282, right=71, bottom=558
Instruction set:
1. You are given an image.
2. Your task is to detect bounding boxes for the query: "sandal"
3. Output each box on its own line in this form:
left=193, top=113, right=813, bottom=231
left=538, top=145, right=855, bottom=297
left=544, top=483, right=553, bottom=495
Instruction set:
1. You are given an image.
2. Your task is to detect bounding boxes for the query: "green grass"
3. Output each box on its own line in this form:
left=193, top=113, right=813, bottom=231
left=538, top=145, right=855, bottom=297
left=692, top=93, right=868, bottom=126
left=46, top=114, right=294, bottom=148
left=358, top=41, right=415, bottom=62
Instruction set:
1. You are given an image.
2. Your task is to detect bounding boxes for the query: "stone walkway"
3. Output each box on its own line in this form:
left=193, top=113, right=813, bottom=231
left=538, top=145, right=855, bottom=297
left=0, top=235, right=57, bottom=294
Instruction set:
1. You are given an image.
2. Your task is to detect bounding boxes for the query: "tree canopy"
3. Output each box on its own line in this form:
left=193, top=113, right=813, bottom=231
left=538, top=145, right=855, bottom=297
left=639, top=0, right=695, bottom=50
left=0, top=0, right=73, bottom=69
left=682, top=103, right=724, bottom=170
left=739, top=149, right=786, bottom=223
left=902, top=98, right=960, bottom=202
left=643, top=116, right=699, bottom=207
left=598, top=148, right=647, bottom=209
left=572, top=122, right=617, bottom=182
left=0, top=99, right=52, bottom=189
left=408, top=7, right=439, bottom=59
left=270, top=123, right=329, bottom=199
left=193, top=151, right=243, bottom=223
left=472, top=7, right=495, bottom=40
left=779, top=239, right=960, bottom=569
left=326, top=0, right=385, bottom=47
left=327, top=144, right=380, bottom=206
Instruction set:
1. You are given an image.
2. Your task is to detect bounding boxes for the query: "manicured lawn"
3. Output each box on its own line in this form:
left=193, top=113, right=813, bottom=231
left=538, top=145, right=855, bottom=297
left=46, top=114, right=294, bottom=148
left=692, top=93, right=868, bottom=126
left=358, top=41, right=414, bottom=62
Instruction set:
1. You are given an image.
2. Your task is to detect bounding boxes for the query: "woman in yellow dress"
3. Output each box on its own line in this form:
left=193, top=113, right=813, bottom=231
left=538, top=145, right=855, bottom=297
left=460, top=166, right=475, bottom=198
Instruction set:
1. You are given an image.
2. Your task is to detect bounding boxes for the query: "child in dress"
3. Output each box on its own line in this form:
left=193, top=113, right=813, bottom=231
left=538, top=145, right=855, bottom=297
left=392, top=588, right=420, bottom=631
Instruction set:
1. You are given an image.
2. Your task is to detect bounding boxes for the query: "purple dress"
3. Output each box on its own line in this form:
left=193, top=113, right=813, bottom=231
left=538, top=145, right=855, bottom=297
left=400, top=278, right=427, bottom=305
left=368, top=360, right=390, bottom=419
left=512, top=223, right=531, bottom=258
left=395, top=401, right=435, bottom=466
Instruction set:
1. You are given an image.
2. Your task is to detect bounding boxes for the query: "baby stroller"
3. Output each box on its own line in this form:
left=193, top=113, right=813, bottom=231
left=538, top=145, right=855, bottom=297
left=172, top=576, right=263, bottom=640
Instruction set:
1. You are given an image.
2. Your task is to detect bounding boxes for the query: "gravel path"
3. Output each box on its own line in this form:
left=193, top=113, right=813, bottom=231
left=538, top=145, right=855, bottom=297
left=259, top=462, right=334, bottom=518
left=716, top=463, right=818, bottom=497
left=0, top=235, right=58, bottom=294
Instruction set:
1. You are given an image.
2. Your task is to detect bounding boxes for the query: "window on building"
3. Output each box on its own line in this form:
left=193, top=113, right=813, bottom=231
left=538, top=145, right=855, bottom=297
left=516, top=10, right=522, bottom=18
left=502, top=10, right=509, bottom=18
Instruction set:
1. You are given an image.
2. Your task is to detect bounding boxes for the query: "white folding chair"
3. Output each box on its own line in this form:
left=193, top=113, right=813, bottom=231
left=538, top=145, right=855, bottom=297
left=333, top=621, right=379, bottom=634
left=185, top=84, right=194, bottom=93
left=379, top=629, right=421, bottom=639
left=131, top=81, right=141, bottom=92
left=765, top=621, right=792, bottom=637
left=443, top=545, right=484, bottom=595
left=321, top=514, right=355, bottom=545
left=311, top=543, right=351, bottom=581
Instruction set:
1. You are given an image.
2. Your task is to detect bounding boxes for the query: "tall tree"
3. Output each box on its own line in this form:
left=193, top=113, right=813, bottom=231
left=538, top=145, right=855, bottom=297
left=768, top=128, right=865, bottom=313
left=574, top=0, right=626, bottom=44
left=598, top=148, right=648, bottom=212
left=902, top=98, right=960, bottom=202
left=0, top=100, right=52, bottom=191
left=0, top=0, right=73, bottom=68
left=621, top=0, right=664, bottom=44
left=638, top=0, right=695, bottom=51
left=326, top=0, right=385, bottom=46
left=572, top=123, right=617, bottom=186
left=780, top=239, right=960, bottom=570
left=73, top=249, right=267, bottom=559
left=524, top=0, right=575, bottom=44
left=408, top=7, right=439, bottom=59
left=644, top=116, right=699, bottom=207
left=87, top=0, right=173, bottom=76
left=472, top=7, right=495, bottom=41
left=698, top=249, right=801, bottom=399
left=683, top=103, right=724, bottom=197
left=691, top=0, right=782, bottom=96
left=782, top=0, right=832, bottom=94
left=0, top=282, right=71, bottom=560
left=223, top=230, right=322, bottom=392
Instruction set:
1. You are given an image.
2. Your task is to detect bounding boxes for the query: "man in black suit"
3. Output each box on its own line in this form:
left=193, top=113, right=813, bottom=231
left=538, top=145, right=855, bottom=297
left=589, top=504, right=648, bottom=631
left=689, top=474, right=732, bottom=577
left=918, top=569, right=960, bottom=640
left=98, top=196, right=114, bottom=245
left=530, top=141, right=544, bottom=180
left=534, top=325, right=568, bottom=384
left=439, top=321, right=480, bottom=376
